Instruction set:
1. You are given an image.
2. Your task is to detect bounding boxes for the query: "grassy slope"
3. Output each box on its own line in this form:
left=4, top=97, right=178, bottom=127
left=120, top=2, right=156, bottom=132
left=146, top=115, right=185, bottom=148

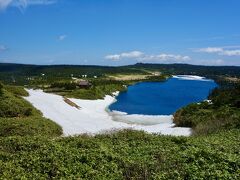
left=0, top=77, right=239, bottom=179
left=174, top=83, right=240, bottom=135
left=0, top=84, right=62, bottom=137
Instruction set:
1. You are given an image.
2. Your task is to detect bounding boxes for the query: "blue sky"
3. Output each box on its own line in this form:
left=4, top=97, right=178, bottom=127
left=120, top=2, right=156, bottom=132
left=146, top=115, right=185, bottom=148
left=0, top=0, right=240, bottom=66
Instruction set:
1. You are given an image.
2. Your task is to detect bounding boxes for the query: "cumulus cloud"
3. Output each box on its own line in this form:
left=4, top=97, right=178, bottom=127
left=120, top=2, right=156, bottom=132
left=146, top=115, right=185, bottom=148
left=121, top=51, right=144, bottom=59
left=105, top=51, right=144, bottom=61
left=105, top=51, right=190, bottom=63
left=194, top=46, right=240, bottom=56
left=196, top=47, right=223, bottom=53
left=105, top=54, right=121, bottom=60
left=220, top=49, right=240, bottom=56
left=140, top=54, right=190, bottom=62
left=0, top=0, right=57, bottom=11
left=58, top=34, right=67, bottom=41
left=0, top=45, right=7, bottom=52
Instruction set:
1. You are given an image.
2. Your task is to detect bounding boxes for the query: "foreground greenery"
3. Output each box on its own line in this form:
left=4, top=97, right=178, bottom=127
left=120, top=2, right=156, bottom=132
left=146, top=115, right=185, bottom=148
left=0, top=129, right=239, bottom=179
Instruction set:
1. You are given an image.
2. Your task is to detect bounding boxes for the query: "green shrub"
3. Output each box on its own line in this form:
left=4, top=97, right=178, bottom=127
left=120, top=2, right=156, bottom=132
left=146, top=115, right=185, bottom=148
left=0, top=90, right=34, bottom=118
left=0, top=83, right=63, bottom=137
left=174, top=103, right=240, bottom=135
left=0, top=82, right=3, bottom=95
left=0, top=116, right=62, bottom=137
left=0, top=130, right=239, bottom=179
left=61, top=84, right=126, bottom=100
left=51, top=82, right=77, bottom=90
left=174, top=82, right=240, bottom=135
left=4, top=85, right=29, bottom=97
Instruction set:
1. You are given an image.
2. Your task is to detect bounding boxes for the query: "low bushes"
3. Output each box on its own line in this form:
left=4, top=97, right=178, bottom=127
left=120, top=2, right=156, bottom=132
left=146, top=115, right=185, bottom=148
left=0, top=116, right=62, bottom=137
left=0, top=81, right=239, bottom=179
left=0, top=90, right=33, bottom=118
left=174, top=103, right=240, bottom=135
left=174, top=82, right=240, bottom=135
left=4, top=85, right=29, bottom=97
left=0, top=83, right=62, bottom=137
left=61, top=84, right=126, bottom=99
left=0, top=129, right=239, bottom=179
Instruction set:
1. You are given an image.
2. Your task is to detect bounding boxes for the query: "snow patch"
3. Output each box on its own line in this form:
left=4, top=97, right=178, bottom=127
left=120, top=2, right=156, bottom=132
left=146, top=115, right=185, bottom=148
left=24, top=89, right=192, bottom=137
left=173, top=75, right=213, bottom=81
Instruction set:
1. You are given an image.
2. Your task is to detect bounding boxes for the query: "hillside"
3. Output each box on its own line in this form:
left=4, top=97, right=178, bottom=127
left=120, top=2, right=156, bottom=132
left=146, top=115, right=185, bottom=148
left=0, top=64, right=239, bottom=179
left=0, top=72, right=239, bottom=178
left=1, top=63, right=240, bottom=85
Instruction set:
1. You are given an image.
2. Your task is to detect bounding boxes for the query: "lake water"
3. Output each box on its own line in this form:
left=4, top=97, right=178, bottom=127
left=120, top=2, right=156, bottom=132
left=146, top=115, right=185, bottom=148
left=109, top=76, right=217, bottom=115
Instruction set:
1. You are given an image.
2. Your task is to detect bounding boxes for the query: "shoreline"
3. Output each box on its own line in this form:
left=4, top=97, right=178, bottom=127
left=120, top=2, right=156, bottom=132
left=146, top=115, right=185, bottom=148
left=107, top=75, right=215, bottom=125
left=23, top=75, right=216, bottom=137
left=24, top=89, right=192, bottom=137
left=172, top=75, right=214, bottom=81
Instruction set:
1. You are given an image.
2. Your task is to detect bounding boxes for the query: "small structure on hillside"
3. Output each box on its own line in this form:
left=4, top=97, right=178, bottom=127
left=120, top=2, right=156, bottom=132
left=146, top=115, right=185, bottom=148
left=77, top=80, right=92, bottom=88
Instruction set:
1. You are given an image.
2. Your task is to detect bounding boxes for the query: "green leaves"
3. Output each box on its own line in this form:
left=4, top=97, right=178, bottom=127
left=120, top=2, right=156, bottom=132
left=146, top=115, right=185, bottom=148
left=0, top=130, right=239, bottom=179
left=0, top=83, right=62, bottom=137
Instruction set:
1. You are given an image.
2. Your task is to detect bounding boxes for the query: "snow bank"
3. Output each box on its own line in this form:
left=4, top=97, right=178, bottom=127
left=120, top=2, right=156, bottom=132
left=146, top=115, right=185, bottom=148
left=110, top=110, right=173, bottom=125
left=172, top=75, right=212, bottom=81
left=24, top=89, right=192, bottom=136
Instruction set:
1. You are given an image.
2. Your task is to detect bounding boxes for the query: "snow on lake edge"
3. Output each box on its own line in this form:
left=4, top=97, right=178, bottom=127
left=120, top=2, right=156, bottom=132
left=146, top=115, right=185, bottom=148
left=24, top=89, right=192, bottom=137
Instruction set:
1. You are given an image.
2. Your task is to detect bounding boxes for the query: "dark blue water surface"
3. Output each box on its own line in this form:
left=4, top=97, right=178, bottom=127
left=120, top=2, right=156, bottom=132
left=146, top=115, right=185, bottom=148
left=109, top=78, right=217, bottom=115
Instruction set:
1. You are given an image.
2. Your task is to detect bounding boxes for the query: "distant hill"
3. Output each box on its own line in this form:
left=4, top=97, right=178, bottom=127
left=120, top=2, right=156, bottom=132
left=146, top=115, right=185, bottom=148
left=0, top=63, right=240, bottom=85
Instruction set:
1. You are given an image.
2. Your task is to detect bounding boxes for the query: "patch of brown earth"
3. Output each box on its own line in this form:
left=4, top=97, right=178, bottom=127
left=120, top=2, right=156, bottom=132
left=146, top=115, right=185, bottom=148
left=63, top=97, right=81, bottom=109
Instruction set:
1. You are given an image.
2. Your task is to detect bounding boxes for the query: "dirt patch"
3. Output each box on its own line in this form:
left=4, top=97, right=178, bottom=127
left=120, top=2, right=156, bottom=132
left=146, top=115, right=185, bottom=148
left=225, top=77, right=240, bottom=82
left=108, top=74, right=149, bottom=81
left=63, top=97, right=81, bottom=109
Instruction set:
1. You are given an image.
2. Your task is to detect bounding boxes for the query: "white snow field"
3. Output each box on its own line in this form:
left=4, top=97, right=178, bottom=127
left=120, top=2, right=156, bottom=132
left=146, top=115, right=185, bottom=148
left=24, top=89, right=192, bottom=137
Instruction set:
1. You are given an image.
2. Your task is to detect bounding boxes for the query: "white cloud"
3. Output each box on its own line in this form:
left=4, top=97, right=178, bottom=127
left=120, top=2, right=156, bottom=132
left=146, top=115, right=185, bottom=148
left=105, top=54, right=121, bottom=60
left=0, top=0, right=57, bottom=11
left=105, top=51, right=144, bottom=61
left=195, top=47, right=223, bottom=53
left=121, top=51, right=144, bottom=59
left=194, top=46, right=240, bottom=56
left=58, top=34, right=67, bottom=41
left=140, top=54, right=190, bottom=62
left=0, top=45, right=7, bottom=52
left=0, top=0, right=12, bottom=10
left=105, top=51, right=190, bottom=63
left=220, top=49, right=240, bottom=56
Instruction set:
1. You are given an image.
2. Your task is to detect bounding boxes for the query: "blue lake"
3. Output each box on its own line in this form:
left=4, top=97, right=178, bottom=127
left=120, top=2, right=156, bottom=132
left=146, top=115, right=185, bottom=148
left=109, top=77, right=217, bottom=115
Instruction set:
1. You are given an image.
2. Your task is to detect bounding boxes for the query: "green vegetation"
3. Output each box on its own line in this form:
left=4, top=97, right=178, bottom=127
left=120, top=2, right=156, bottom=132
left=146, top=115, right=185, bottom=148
left=0, top=64, right=240, bottom=179
left=4, top=85, right=29, bottom=97
left=43, top=79, right=127, bottom=99
left=1, top=63, right=240, bottom=85
left=0, top=83, right=62, bottom=137
left=0, top=89, right=33, bottom=118
left=59, top=84, right=126, bottom=99
left=174, top=103, right=240, bottom=135
left=0, top=129, right=239, bottom=179
left=43, top=76, right=168, bottom=99
left=174, top=81, right=240, bottom=135
left=0, top=116, right=62, bottom=137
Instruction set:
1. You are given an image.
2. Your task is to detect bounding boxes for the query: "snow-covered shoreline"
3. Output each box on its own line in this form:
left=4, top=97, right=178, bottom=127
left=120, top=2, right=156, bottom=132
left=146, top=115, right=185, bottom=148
left=24, top=89, right=192, bottom=137
left=172, top=75, right=213, bottom=81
